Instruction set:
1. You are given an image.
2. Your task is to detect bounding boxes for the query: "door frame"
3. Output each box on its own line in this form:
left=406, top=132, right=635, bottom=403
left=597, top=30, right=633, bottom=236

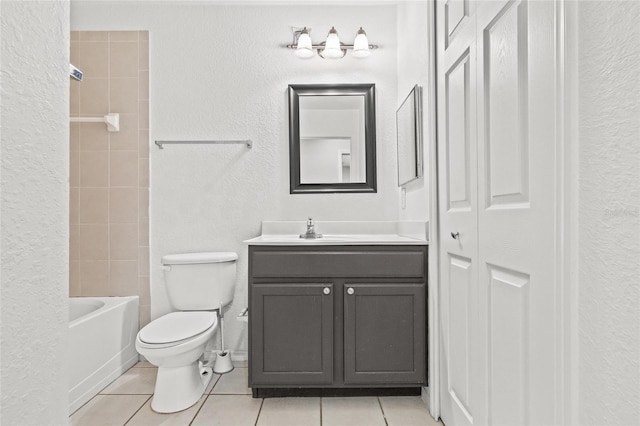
left=427, top=0, right=579, bottom=423
left=425, top=0, right=441, bottom=419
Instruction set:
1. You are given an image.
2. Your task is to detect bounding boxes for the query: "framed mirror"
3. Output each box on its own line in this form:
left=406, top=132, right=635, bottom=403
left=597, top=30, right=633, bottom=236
left=396, top=84, right=423, bottom=186
left=289, top=84, right=377, bottom=193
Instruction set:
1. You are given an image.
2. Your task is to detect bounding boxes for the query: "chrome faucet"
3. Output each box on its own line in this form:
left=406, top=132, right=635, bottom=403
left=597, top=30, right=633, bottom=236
left=300, top=217, right=323, bottom=239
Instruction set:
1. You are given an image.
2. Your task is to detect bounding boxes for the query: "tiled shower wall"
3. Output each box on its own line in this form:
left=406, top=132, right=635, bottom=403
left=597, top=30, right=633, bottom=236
left=69, top=31, right=150, bottom=327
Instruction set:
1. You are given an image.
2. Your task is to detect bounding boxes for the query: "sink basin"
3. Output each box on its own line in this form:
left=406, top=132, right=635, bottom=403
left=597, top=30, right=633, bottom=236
left=243, top=221, right=429, bottom=246
left=244, top=234, right=426, bottom=245
left=256, top=235, right=355, bottom=243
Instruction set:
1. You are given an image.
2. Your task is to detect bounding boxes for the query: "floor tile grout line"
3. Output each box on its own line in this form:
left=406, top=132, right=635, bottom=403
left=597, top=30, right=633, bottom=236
left=189, top=393, right=211, bottom=426
left=253, top=397, right=265, bottom=426
left=320, top=397, right=323, bottom=426
left=377, top=396, right=389, bottom=426
left=122, top=395, right=152, bottom=426
left=207, top=374, right=222, bottom=394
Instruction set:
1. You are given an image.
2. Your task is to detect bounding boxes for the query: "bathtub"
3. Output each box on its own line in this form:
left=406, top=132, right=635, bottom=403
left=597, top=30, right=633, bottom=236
left=68, top=296, right=139, bottom=414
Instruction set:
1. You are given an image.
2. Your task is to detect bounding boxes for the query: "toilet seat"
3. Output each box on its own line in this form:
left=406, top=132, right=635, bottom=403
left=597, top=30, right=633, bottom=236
left=138, top=311, right=217, bottom=349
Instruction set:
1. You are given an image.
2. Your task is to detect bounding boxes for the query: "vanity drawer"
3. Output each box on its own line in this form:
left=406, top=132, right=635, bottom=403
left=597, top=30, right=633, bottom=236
left=250, top=248, right=426, bottom=278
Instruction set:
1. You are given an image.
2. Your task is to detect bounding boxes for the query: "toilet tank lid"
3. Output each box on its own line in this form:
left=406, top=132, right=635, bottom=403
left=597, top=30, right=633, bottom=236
left=162, top=252, right=238, bottom=265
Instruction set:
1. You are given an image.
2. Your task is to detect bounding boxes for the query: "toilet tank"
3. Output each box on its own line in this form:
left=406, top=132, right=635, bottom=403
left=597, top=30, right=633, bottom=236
left=162, top=252, right=237, bottom=311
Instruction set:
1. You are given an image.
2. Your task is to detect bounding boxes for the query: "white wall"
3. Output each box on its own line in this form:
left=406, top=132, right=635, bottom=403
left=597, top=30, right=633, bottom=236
left=71, top=2, right=398, bottom=355
left=0, top=1, right=70, bottom=424
left=397, top=1, right=429, bottom=221
left=577, top=1, right=640, bottom=424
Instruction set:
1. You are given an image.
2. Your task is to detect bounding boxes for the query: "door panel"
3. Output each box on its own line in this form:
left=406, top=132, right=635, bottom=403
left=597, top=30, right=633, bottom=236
left=438, top=0, right=559, bottom=425
left=446, top=0, right=471, bottom=48
left=437, top=0, right=479, bottom=423
left=343, top=283, right=425, bottom=385
left=448, top=255, right=473, bottom=421
left=446, top=51, right=472, bottom=211
left=487, top=264, right=530, bottom=425
left=484, top=0, right=530, bottom=208
left=477, top=1, right=558, bottom=424
left=250, top=283, right=333, bottom=386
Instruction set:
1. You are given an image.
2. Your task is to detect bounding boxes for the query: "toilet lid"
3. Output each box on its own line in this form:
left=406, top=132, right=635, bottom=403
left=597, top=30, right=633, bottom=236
left=139, top=311, right=217, bottom=344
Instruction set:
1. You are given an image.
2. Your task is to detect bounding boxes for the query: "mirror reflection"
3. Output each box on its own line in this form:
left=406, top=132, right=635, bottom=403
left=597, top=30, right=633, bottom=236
left=299, top=95, right=366, bottom=184
left=289, top=84, right=376, bottom=193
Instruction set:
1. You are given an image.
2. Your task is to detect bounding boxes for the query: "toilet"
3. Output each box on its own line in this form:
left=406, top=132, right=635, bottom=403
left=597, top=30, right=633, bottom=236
left=136, top=252, right=237, bottom=413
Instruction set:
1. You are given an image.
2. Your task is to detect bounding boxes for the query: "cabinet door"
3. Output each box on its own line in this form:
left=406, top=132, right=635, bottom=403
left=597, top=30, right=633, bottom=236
left=250, top=283, right=334, bottom=386
left=343, top=283, right=425, bottom=385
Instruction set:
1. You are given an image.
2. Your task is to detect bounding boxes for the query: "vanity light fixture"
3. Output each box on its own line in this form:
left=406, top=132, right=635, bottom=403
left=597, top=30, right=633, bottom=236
left=287, top=26, right=378, bottom=59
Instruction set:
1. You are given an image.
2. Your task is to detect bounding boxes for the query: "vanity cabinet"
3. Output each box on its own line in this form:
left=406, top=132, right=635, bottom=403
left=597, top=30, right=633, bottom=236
left=248, top=245, right=427, bottom=392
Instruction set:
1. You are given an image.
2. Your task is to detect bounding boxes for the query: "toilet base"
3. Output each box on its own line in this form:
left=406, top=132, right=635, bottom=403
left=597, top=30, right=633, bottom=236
left=151, top=362, right=213, bottom=413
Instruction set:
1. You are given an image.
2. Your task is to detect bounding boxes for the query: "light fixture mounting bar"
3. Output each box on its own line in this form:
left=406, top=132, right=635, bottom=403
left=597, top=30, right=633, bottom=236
left=285, top=44, right=379, bottom=50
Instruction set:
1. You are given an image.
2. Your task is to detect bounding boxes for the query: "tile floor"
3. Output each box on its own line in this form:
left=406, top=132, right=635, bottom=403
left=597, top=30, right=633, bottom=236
left=71, top=362, right=443, bottom=426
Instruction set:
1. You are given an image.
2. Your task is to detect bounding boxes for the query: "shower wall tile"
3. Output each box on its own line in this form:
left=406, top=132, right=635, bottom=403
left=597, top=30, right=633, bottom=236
left=109, top=188, right=138, bottom=223
left=139, top=42, right=149, bottom=70
left=110, top=151, right=138, bottom=187
left=139, top=305, right=151, bottom=329
left=79, top=224, right=109, bottom=260
left=70, top=123, right=80, bottom=151
left=138, top=247, right=150, bottom=278
left=79, top=151, right=109, bottom=187
left=69, top=261, right=80, bottom=296
left=71, top=31, right=149, bottom=329
left=79, top=78, right=109, bottom=115
left=138, top=71, right=149, bottom=100
left=70, top=224, right=79, bottom=261
left=110, top=43, right=139, bottom=78
left=70, top=150, right=79, bottom=186
left=70, top=187, right=79, bottom=225
left=139, top=276, right=150, bottom=306
left=139, top=158, right=149, bottom=188
left=139, top=101, right=149, bottom=129
left=79, top=31, right=108, bottom=42
left=139, top=218, right=149, bottom=248
left=80, top=260, right=110, bottom=295
left=70, top=79, right=80, bottom=117
left=110, top=114, right=139, bottom=150
left=78, top=42, right=108, bottom=79
left=79, top=188, right=109, bottom=224
left=79, top=122, right=109, bottom=151
left=139, top=130, right=149, bottom=158
left=139, top=189, right=149, bottom=218
left=110, top=78, right=138, bottom=114
left=110, top=223, right=139, bottom=260
left=110, top=31, right=138, bottom=42
left=110, top=261, right=138, bottom=295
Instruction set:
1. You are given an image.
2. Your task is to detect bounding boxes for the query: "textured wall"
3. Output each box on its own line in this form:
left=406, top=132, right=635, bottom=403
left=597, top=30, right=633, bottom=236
left=397, top=1, right=430, bottom=221
left=69, top=31, right=151, bottom=328
left=0, top=1, right=70, bottom=424
left=71, top=2, right=399, bottom=356
left=578, top=1, right=640, bottom=424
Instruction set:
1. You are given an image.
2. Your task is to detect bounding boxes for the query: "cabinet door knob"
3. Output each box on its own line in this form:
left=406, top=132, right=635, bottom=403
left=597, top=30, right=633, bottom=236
left=451, top=231, right=460, bottom=239
left=347, top=287, right=355, bottom=295
left=323, top=287, right=331, bottom=295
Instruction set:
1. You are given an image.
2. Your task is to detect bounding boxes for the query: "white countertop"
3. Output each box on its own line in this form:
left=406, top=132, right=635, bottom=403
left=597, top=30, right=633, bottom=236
left=244, top=221, right=429, bottom=246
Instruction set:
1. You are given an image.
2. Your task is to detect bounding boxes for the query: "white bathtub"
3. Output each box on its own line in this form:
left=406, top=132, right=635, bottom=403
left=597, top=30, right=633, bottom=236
left=68, top=296, right=139, bottom=414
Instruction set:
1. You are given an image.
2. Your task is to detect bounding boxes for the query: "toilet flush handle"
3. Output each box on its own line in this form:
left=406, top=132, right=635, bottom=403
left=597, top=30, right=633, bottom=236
left=161, top=265, right=171, bottom=271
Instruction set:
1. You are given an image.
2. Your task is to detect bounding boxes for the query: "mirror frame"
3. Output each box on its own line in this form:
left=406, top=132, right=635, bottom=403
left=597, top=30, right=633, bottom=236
left=396, top=84, right=423, bottom=186
left=288, top=83, right=377, bottom=194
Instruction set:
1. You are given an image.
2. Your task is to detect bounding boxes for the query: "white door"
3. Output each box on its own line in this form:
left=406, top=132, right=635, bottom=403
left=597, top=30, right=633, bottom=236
left=436, top=0, right=482, bottom=424
left=437, top=1, right=561, bottom=425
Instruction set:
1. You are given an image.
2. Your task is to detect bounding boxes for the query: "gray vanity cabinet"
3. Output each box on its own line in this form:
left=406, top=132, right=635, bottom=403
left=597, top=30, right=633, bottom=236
left=250, top=283, right=334, bottom=385
left=343, top=283, right=425, bottom=385
left=248, top=245, right=427, bottom=391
